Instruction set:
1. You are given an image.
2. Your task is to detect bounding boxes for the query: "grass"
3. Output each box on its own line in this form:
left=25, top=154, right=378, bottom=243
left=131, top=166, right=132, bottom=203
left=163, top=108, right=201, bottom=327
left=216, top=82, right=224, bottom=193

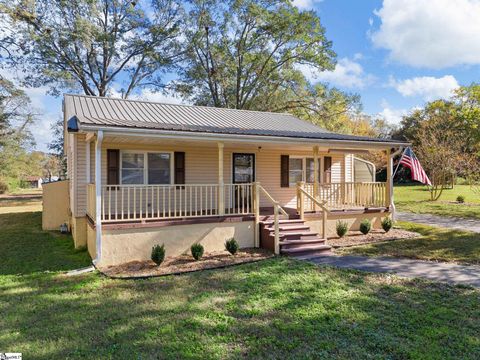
left=1, top=208, right=480, bottom=358
left=339, top=221, right=480, bottom=265
left=394, top=184, right=480, bottom=219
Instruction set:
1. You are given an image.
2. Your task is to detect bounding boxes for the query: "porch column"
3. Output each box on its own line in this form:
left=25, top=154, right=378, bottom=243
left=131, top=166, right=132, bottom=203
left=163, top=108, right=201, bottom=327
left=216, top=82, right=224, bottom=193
left=313, top=146, right=319, bottom=210
left=386, top=148, right=393, bottom=210
left=94, top=130, right=103, bottom=264
left=86, top=140, right=90, bottom=183
left=218, top=142, right=225, bottom=215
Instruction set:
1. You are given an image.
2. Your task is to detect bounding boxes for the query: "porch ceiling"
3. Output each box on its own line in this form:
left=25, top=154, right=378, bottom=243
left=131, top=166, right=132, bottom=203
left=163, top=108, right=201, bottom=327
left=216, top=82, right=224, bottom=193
left=101, top=133, right=389, bottom=152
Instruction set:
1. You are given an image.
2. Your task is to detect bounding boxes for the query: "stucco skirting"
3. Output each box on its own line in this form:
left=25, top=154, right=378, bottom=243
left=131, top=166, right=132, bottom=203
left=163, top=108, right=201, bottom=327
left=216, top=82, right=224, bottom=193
left=98, top=221, right=255, bottom=267
left=306, top=211, right=390, bottom=238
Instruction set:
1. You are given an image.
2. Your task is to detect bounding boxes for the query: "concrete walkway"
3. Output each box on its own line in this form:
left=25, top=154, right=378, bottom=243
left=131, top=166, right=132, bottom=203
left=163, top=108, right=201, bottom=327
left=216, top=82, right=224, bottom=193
left=396, top=212, right=480, bottom=233
left=306, top=255, right=480, bottom=288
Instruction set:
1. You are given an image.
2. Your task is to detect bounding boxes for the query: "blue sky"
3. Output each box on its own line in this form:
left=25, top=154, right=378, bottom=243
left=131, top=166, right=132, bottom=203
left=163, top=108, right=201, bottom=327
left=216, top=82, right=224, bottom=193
left=20, top=0, right=480, bottom=151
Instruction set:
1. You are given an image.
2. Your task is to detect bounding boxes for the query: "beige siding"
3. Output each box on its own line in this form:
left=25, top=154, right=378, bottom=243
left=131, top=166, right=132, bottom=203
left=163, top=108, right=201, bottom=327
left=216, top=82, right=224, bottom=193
left=74, top=134, right=87, bottom=217
left=72, top=140, right=351, bottom=215
left=354, top=157, right=375, bottom=182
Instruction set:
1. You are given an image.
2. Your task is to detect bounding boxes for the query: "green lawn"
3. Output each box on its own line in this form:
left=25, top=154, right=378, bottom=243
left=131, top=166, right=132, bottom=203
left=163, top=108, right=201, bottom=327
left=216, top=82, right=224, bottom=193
left=394, top=184, right=480, bottom=219
left=339, top=222, right=480, bottom=265
left=1, top=211, right=480, bottom=359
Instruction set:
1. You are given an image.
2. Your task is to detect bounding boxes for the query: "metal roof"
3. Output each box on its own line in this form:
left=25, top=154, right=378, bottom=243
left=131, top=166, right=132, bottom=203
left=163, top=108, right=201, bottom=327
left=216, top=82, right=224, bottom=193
left=64, top=94, right=405, bottom=144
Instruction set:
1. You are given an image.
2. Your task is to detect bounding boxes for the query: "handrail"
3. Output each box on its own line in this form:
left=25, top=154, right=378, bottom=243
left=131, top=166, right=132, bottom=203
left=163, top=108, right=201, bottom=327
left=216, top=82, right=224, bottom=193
left=253, top=182, right=288, bottom=255
left=297, top=182, right=329, bottom=239
left=257, top=184, right=288, bottom=217
left=299, top=186, right=328, bottom=211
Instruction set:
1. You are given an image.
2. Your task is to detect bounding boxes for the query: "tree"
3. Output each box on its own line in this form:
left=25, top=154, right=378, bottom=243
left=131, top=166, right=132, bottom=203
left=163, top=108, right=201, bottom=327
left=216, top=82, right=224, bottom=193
left=0, top=0, right=183, bottom=98
left=48, top=118, right=67, bottom=179
left=177, top=0, right=335, bottom=110
left=398, top=100, right=473, bottom=200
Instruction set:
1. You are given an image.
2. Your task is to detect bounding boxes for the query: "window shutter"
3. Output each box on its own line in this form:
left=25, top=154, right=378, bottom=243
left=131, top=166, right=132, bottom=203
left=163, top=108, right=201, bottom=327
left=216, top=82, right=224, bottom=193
left=324, top=156, right=332, bottom=184
left=174, top=152, right=185, bottom=184
left=107, top=149, right=120, bottom=185
left=280, top=155, right=289, bottom=188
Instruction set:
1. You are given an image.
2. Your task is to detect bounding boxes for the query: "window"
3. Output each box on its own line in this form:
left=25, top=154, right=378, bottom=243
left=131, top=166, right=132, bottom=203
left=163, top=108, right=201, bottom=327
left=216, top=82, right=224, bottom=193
left=289, top=158, right=303, bottom=186
left=121, top=151, right=172, bottom=185
left=289, top=157, right=323, bottom=186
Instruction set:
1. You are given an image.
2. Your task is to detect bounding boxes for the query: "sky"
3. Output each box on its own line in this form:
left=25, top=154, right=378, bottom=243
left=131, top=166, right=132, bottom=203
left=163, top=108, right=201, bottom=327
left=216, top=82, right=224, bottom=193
left=16, top=0, right=480, bottom=152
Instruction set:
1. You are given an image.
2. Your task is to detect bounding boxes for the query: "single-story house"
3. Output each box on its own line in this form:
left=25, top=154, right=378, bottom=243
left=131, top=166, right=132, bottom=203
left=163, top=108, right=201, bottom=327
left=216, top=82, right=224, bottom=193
left=54, top=94, right=408, bottom=266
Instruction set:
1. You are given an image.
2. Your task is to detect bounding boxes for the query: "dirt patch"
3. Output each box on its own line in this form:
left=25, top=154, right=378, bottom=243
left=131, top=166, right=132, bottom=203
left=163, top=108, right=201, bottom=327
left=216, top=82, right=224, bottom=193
left=99, top=248, right=274, bottom=278
left=327, top=228, right=420, bottom=249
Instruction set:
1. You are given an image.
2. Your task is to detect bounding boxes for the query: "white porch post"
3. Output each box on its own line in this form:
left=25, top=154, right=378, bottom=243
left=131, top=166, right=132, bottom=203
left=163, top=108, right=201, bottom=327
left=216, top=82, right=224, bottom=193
left=313, top=146, right=319, bottom=211
left=386, top=148, right=394, bottom=217
left=94, top=130, right=104, bottom=265
left=218, top=142, right=225, bottom=215
left=86, top=140, right=90, bottom=184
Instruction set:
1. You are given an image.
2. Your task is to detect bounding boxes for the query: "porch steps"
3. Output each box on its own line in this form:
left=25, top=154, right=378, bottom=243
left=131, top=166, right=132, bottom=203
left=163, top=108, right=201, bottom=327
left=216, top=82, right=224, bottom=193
left=259, top=219, right=332, bottom=256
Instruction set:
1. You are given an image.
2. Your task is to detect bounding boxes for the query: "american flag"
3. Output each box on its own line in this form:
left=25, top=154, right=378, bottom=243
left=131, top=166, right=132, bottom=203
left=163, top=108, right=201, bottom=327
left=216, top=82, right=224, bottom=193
left=399, top=147, right=432, bottom=186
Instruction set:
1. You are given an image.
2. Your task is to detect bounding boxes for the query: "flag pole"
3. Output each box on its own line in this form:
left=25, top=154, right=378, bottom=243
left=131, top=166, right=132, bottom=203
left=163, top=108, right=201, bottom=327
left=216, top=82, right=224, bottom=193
left=392, top=147, right=407, bottom=179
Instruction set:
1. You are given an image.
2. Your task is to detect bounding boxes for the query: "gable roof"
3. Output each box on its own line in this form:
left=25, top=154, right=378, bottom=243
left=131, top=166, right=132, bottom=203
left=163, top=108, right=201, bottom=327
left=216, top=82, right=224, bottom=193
left=64, top=94, right=406, bottom=145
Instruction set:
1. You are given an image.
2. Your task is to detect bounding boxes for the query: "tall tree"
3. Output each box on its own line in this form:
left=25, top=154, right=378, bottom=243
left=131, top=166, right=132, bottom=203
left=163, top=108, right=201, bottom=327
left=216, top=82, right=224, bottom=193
left=48, top=118, right=67, bottom=179
left=177, top=0, right=336, bottom=110
left=0, top=0, right=183, bottom=97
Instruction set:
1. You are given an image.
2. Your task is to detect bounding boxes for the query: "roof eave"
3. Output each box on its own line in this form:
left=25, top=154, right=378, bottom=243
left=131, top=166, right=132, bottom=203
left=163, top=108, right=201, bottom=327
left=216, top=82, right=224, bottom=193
left=78, top=123, right=410, bottom=149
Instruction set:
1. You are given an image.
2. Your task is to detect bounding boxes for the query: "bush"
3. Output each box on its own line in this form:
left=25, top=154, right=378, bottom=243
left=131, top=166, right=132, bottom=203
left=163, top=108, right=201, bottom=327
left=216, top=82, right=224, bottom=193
left=225, top=237, right=239, bottom=255
left=151, top=244, right=165, bottom=266
left=456, top=195, right=465, bottom=203
left=381, top=217, right=393, bottom=233
left=359, top=219, right=372, bottom=235
left=336, top=220, right=348, bottom=238
left=190, top=243, right=204, bottom=260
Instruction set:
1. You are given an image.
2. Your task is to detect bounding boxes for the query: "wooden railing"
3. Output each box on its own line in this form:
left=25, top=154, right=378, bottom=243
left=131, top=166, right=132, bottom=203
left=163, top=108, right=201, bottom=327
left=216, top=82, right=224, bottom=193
left=95, top=183, right=254, bottom=223
left=297, top=184, right=329, bottom=239
left=302, top=182, right=387, bottom=210
left=86, top=184, right=96, bottom=220
left=254, top=182, right=288, bottom=254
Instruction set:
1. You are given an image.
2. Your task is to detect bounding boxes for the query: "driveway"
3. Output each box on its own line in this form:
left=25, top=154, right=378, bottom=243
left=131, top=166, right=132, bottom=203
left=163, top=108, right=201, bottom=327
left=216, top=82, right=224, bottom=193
left=396, top=212, right=480, bottom=233
left=306, top=255, right=480, bottom=288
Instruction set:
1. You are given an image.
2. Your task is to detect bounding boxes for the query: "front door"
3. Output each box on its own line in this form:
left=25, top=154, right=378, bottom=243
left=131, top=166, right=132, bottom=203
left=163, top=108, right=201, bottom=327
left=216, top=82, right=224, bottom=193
left=232, top=153, right=255, bottom=210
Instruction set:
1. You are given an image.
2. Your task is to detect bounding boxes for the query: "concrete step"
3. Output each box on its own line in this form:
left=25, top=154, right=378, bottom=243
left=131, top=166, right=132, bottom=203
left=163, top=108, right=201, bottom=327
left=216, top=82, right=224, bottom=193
left=280, top=238, right=327, bottom=249
left=260, top=219, right=304, bottom=226
left=281, top=244, right=332, bottom=255
left=265, top=225, right=310, bottom=233
left=277, top=231, right=319, bottom=240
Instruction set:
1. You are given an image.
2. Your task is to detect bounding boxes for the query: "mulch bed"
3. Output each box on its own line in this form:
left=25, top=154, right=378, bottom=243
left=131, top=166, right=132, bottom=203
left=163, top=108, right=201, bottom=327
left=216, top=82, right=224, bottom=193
left=327, top=228, right=420, bottom=249
left=99, top=248, right=274, bottom=279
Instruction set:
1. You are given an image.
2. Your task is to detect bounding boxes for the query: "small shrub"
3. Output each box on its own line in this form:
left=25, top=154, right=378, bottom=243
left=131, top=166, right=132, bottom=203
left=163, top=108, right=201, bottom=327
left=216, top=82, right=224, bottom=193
left=336, top=220, right=348, bottom=238
left=359, top=219, right=372, bottom=235
left=151, top=244, right=165, bottom=266
left=225, top=237, right=239, bottom=255
left=381, top=217, right=393, bottom=233
left=456, top=195, right=465, bottom=203
left=191, top=243, right=204, bottom=260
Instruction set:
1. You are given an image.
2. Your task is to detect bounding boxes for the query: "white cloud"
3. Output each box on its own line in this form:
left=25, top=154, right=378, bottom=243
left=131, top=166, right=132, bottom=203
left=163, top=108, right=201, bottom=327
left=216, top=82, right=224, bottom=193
left=292, top=0, right=322, bottom=10
left=300, top=58, right=375, bottom=89
left=378, top=100, right=410, bottom=124
left=135, top=89, right=186, bottom=105
left=371, top=0, right=480, bottom=68
left=389, top=75, right=459, bottom=101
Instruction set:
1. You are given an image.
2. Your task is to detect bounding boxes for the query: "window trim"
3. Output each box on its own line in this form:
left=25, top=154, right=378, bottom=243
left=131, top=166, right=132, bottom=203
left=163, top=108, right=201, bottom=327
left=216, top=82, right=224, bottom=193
left=119, top=150, right=174, bottom=185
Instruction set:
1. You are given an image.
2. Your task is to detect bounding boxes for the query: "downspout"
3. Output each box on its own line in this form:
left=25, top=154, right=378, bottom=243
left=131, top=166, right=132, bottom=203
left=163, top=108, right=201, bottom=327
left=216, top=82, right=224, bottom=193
left=93, top=130, right=104, bottom=265
left=389, top=146, right=404, bottom=221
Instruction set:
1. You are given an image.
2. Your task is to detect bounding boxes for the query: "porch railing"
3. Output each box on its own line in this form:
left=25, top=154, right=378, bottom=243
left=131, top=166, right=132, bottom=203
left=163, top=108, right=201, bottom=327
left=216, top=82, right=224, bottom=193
left=97, top=183, right=254, bottom=223
left=301, top=182, right=388, bottom=211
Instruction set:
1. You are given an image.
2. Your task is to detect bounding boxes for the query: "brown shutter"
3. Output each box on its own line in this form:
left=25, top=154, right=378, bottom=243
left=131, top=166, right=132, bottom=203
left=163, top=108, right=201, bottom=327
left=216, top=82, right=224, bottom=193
left=107, top=149, right=120, bottom=185
left=324, top=156, right=332, bottom=184
left=174, top=152, right=185, bottom=185
left=280, top=155, right=289, bottom=188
